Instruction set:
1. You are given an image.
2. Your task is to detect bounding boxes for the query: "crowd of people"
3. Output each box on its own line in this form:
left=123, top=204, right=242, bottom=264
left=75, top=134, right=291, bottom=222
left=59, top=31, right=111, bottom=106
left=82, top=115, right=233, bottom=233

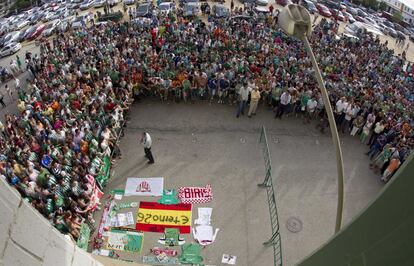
left=0, top=26, right=134, bottom=238
left=127, top=13, right=413, bottom=183
left=0, top=7, right=413, bottom=239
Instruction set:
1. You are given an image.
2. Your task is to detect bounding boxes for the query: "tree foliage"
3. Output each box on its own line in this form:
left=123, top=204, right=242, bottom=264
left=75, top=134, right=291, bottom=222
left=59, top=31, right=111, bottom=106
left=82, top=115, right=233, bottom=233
left=10, top=0, right=31, bottom=12
left=353, top=0, right=378, bottom=10
left=378, top=1, right=388, bottom=11
left=393, top=11, right=403, bottom=23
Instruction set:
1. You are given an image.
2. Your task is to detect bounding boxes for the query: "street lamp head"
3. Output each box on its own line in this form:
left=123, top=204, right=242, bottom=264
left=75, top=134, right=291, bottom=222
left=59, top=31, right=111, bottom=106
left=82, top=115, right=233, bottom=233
left=277, top=4, right=312, bottom=40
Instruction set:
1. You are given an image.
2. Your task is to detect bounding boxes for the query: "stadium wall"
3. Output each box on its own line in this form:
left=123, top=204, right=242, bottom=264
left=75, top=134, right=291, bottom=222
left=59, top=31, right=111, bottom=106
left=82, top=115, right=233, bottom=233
left=297, top=153, right=414, bottom=266
left=0, top=177, right=103, bottom=266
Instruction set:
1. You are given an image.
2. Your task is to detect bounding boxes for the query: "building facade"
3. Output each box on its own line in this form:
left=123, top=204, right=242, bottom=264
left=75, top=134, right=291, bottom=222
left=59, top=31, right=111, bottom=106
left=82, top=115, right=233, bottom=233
left=381, top=0, right=414, bottom=24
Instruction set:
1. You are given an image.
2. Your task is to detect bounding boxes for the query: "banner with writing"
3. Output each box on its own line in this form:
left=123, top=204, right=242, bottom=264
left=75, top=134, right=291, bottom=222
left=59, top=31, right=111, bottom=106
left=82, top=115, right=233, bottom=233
left=106, top=228, right=144, bottom=253
left=136, top=202, right=192, bottom=234
left=178, top=185, right=213, bottom=204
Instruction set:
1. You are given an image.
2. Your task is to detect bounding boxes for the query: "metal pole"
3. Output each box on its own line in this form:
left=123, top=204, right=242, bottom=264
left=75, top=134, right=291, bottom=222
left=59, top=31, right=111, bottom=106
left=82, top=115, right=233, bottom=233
left=302, top=37, right=344, bottom=233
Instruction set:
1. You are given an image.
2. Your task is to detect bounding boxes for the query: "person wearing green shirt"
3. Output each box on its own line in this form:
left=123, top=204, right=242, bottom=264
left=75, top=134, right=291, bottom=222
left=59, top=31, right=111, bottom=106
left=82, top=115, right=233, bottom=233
left=37, top=169, right=50, bottom=188
left=300, top=92, right=310, bottom=114
left=271, top=85, right=282, bottom=108
left=182, top=79, right=191, bottom=103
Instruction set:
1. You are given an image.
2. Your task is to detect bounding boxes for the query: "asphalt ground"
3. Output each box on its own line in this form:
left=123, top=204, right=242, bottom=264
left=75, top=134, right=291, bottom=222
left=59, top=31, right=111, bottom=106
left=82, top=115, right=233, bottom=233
left=91, top=98, right=382, bottom=265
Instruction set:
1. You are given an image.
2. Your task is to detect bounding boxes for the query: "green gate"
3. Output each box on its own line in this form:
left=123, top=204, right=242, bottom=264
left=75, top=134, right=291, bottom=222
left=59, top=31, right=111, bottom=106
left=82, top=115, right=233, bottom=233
left=258, top=125, right=282, bottom=266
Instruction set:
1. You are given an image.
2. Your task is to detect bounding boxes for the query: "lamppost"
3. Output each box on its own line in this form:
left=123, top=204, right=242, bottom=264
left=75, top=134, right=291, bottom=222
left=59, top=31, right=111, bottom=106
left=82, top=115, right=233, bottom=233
left=277, top=4, right=345, bottom=233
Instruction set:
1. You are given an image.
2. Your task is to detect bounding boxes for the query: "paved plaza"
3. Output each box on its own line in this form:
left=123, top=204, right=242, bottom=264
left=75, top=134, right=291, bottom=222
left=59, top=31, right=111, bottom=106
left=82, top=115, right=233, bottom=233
left=92, top=99, right=383, bottom=265
left=0, top=3, right=398, bottom=265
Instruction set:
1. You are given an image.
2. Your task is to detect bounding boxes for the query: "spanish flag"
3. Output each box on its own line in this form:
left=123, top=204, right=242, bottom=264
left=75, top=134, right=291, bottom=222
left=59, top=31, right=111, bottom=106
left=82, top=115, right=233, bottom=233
left=136, top=202, right=192, bottom=234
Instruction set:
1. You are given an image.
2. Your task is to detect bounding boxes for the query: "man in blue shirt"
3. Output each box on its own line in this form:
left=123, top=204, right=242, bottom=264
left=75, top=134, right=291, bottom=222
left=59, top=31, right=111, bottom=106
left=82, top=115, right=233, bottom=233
left=208, top=75, right=217, bottom=104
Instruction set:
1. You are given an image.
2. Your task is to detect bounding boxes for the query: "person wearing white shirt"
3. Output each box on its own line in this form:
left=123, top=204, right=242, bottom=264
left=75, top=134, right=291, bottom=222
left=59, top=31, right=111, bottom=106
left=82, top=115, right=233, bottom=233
left=368, top=120, right=385, bottom=146
left=14, top=78, right=20, bottom=90
left=341, top=103, right=354, bottom=133
left=236, top=83, right=251, bottom=118
left=304, top=97, right=317, bottom=123
left=335, top=97, right=348, bottom=126
left=275, top=91, right=291, bottom=119
left=141, top=132, right=154, bottom=164
left=5, top=84, right=13, bottom=102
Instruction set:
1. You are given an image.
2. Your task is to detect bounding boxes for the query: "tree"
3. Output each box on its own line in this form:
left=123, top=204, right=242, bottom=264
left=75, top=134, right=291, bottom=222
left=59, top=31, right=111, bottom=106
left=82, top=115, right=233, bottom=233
left=378, top=1, right=388, bottom=11
left=393, top=11, right=403, bottom=23
left=365, top=0, right=379, bottom=10
left=354, top=0, right=381, bottom=11
left=10, top=0, right=31, bottom=12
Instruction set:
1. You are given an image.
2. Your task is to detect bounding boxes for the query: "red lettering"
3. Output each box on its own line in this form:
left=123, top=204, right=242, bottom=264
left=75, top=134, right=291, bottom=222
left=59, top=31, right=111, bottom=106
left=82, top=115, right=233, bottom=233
left=194, top=188, right=202, bottom=198
left=184, top=188, right=192, bottom=198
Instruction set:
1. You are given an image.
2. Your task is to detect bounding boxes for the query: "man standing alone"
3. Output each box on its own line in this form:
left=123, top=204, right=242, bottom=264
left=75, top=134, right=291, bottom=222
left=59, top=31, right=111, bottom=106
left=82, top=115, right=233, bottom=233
left=141, top=132, right=154, bottom=164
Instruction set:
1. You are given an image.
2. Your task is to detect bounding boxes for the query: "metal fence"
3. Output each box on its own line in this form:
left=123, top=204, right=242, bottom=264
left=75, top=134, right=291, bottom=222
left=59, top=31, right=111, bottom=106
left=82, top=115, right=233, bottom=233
left=258, top=125, right=282, bottom=266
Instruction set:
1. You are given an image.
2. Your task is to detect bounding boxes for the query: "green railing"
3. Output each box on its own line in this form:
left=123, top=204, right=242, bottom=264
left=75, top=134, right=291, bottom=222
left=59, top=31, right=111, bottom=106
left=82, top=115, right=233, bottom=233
left=258, top=125, right=282, bottom=266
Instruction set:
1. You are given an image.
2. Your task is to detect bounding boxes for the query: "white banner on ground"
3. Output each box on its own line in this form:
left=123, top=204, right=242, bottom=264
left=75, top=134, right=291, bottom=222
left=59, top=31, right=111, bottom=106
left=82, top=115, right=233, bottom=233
left=116, top=212, right=135, bottom=227
left=124, top=177, right=164, bottom=196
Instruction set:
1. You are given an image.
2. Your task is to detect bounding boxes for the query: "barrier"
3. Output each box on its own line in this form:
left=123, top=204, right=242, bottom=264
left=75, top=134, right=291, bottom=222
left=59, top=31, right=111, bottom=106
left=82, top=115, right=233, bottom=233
left=96, top=119, right=127, bottom=189
left=258, top=125, right=282, bottom=266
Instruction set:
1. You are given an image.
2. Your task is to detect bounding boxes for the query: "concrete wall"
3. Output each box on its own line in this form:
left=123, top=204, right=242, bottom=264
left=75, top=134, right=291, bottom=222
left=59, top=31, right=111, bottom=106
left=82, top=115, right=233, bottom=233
left=297, top=153, right=414, bottom=266
left=0, top=178, right=103, bottom=266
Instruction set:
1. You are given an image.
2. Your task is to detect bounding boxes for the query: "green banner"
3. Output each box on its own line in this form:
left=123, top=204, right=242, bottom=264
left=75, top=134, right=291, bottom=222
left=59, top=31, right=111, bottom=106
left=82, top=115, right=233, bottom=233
left=76, top=223, right=91, bottom=251
left=107, top=228, right=144, bottom=253
left=110, top=189, right=125, bottom=195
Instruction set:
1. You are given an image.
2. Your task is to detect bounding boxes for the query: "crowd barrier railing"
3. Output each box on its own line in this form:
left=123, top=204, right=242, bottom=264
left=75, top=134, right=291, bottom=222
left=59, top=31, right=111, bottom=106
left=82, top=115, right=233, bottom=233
left=258, top=125, right=283, bottom=266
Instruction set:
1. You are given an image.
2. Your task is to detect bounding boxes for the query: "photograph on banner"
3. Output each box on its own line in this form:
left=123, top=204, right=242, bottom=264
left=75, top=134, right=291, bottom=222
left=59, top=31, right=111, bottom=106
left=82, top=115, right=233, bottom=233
left=106, top=228, right=144, bottom=253
left=178, top=184, right=213, bottom=204
left=116, top=212, right=135, bottom=227
left=124, top=177, right=164, bottom=196
left=136, top=202, right=192, bottom=233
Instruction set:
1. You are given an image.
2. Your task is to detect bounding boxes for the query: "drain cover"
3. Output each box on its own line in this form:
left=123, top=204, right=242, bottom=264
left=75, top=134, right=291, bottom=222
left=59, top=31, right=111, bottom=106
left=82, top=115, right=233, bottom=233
left=286, top=217, right=302, bottom=233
